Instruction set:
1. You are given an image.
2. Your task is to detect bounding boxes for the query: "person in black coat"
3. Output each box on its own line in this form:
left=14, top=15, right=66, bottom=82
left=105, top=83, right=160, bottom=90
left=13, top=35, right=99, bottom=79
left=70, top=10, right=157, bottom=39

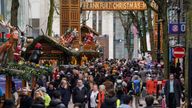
left=19, top=88, right=32, bottom=108
left=58, top=79, right=71, bottom=108
left=47, top=82, right=56, bottom=99
left=72, top=79, right=88, bottom=108
left=164, top=74, right=181, bottom=108
left=2, top=99, right=15, bottom=108
left=48, top=90, right=66, bottom=108
left=31, top=97, right=45, bottom=108
left=101, top=89, right=117, bottom=108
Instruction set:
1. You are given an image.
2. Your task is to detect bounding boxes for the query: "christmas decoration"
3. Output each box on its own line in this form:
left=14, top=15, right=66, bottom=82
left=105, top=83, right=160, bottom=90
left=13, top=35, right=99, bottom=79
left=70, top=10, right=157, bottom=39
left=0, top=27, right=18, bottom=64
left=29, top=43, right=42, bottom=64
left=14, top=43, right=22, bottom=62
left=71, top=56, right=77, bottom=65
left=0, top=62, right=53, bottom=80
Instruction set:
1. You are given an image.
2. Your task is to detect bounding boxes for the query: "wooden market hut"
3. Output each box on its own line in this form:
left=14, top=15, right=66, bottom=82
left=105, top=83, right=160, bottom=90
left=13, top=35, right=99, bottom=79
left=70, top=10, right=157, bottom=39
left=24, top=35, right=73, bottom=65
left=72, top=25, right=101, bottom=64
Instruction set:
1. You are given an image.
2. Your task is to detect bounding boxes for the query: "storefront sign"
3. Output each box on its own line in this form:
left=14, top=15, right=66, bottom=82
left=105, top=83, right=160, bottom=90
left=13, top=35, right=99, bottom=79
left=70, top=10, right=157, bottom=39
left=81, top=1, right=147, bottom=11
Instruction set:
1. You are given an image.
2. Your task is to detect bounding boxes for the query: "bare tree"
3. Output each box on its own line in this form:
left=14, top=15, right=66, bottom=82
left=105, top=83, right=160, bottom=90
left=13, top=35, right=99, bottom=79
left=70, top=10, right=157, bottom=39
left=118, top=11, right=133, bottom=59
left=47, top=0, right=55, bottom=36
left=11, top=0, right=19, bottom=26
left=118, top=10, right=148, bottom=59
left=147, top=8, right=156, bottom=60
left=144, top=0, right=169, bottom=78
left=184, top=0, right=192, bottom=105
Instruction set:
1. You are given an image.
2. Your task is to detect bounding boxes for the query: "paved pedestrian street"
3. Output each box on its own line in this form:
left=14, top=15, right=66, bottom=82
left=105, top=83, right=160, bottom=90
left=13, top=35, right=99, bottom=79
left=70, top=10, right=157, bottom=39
left=0, top=0, right=191, bottom=108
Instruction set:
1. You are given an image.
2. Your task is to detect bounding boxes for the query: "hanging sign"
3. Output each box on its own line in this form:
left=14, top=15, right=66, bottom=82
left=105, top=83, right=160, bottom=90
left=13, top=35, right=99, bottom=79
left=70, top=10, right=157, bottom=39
left=81, top=1, right=147, bottom=11
left=168, top=22, right=186, bottom=34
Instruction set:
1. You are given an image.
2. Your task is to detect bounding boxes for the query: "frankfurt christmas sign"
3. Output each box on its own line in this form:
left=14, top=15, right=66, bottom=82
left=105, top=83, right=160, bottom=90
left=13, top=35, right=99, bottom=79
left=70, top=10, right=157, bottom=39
left=81, top=1, right=147, bottom=11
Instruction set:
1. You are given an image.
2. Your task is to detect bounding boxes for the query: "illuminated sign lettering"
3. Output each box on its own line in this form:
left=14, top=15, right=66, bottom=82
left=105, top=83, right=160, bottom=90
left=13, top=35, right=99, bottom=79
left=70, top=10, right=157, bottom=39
left=81, top=1, right=147, bottom=11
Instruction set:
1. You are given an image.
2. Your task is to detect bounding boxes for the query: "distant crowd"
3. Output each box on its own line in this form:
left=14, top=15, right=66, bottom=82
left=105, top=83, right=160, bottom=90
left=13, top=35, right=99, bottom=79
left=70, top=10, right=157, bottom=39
left=1, top=58, right=185, bottom=108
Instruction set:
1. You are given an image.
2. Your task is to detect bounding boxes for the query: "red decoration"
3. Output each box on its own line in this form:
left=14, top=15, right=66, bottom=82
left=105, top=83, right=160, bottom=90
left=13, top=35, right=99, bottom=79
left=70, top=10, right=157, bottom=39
left=6, top=34, right=11, bottom=39
left=35, top=43, right=42, bottom=49
left=0, top=33, right=2, bottom=38
left=14, top=44, right=22, bottom=62
left=85, top=33, right=94, bottom=44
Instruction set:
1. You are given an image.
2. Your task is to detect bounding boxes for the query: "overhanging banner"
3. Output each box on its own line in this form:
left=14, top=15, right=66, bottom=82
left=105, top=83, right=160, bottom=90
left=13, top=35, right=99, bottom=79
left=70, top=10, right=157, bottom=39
left=81, top=1, right=147, bottom=11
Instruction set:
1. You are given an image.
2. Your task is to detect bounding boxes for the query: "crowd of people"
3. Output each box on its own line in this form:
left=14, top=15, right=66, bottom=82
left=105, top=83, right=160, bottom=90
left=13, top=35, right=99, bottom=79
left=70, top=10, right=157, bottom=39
left=1, top=58, right=185, bottom=108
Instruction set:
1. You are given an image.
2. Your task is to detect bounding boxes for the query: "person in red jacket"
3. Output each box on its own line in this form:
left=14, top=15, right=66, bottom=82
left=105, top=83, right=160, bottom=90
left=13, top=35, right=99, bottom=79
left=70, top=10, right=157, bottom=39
left=146, top=79, right=155, bottom=95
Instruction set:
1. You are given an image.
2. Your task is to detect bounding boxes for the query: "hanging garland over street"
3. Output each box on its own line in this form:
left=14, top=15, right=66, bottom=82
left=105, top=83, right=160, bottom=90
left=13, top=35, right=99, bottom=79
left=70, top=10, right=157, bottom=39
left=0, top=62, right=53, bottom=80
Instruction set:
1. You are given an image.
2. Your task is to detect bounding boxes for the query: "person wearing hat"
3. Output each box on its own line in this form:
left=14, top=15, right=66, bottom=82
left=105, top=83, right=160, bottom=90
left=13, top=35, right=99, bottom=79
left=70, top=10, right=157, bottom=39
left=36, top=87, right=51, bottom=107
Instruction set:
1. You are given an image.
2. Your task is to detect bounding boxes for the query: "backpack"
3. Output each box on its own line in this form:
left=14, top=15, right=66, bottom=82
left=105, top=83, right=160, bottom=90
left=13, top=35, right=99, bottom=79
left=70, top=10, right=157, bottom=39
left=133, top=80, right=141, bottom=95
left=116, top=80, right=123, bottom=91
left=0, top=87, right=3, bottom=97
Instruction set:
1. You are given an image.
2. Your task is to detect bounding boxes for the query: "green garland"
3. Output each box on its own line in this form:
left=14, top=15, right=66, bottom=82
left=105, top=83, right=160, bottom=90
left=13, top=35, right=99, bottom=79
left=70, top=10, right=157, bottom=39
left=0, top=63, right=53, bottom=80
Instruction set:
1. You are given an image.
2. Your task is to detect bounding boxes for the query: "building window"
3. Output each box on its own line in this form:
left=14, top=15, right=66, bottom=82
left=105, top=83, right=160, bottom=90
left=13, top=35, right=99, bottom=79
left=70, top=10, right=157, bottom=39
left=31, top=18, right=40, bottom=36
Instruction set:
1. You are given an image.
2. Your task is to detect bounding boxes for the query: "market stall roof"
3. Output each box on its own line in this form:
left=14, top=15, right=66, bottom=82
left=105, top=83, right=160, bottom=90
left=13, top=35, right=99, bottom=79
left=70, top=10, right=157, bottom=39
left=81, top=25, right=100, bottom=36
left=25, top=35, right=73, bottom=55
left=71, top=50, right=101, bottom=57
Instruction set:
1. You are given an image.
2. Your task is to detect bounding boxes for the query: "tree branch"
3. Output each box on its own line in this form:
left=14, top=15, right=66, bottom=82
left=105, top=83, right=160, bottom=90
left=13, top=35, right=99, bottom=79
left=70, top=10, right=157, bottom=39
left=54, top=3, right=60, bottom=15
left=143, top=0, right=158, bottom=13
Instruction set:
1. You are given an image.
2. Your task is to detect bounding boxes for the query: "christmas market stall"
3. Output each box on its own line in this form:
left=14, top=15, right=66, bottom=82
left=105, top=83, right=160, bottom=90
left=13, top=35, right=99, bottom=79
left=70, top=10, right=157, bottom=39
left=58, top=25, right=101, bottom=65
left=81, top=24, right=100, bottom=51
left=0, top=22, right=53, bottom=100
left=75, top=25, right=101, bottom=65
left=24, top=35, right=73, bottom=66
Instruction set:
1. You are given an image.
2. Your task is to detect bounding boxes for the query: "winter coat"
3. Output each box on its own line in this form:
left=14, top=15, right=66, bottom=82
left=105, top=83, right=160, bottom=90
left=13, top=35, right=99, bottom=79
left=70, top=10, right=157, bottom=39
left=97, top=91, right=105, bottom=108
left=101, top=96, right=117, bottom=108
left=72, top=86, right=88, bottom=103
left=146, top=80, right=155, bottom=95
left=47, top=88, right=55, bottom=99
left=19, top=95, right=33, bottom=108
left=58, top=87, right=71, bottom=106
left=48, top=99, right=66, bottom=108
left=31, top=103, right=45, bottom=108
left=164, top=80, right=181, bottom=107
left=43, top=93, right=51, bottom=107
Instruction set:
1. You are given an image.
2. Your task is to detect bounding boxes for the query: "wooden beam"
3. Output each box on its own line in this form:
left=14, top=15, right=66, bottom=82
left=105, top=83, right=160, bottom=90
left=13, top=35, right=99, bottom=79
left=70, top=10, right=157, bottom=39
left=22, top=80, right=26, bottom=88
left=5, top=76, right=12, bottom=99
left=31, top=76, right=36, bottom=89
